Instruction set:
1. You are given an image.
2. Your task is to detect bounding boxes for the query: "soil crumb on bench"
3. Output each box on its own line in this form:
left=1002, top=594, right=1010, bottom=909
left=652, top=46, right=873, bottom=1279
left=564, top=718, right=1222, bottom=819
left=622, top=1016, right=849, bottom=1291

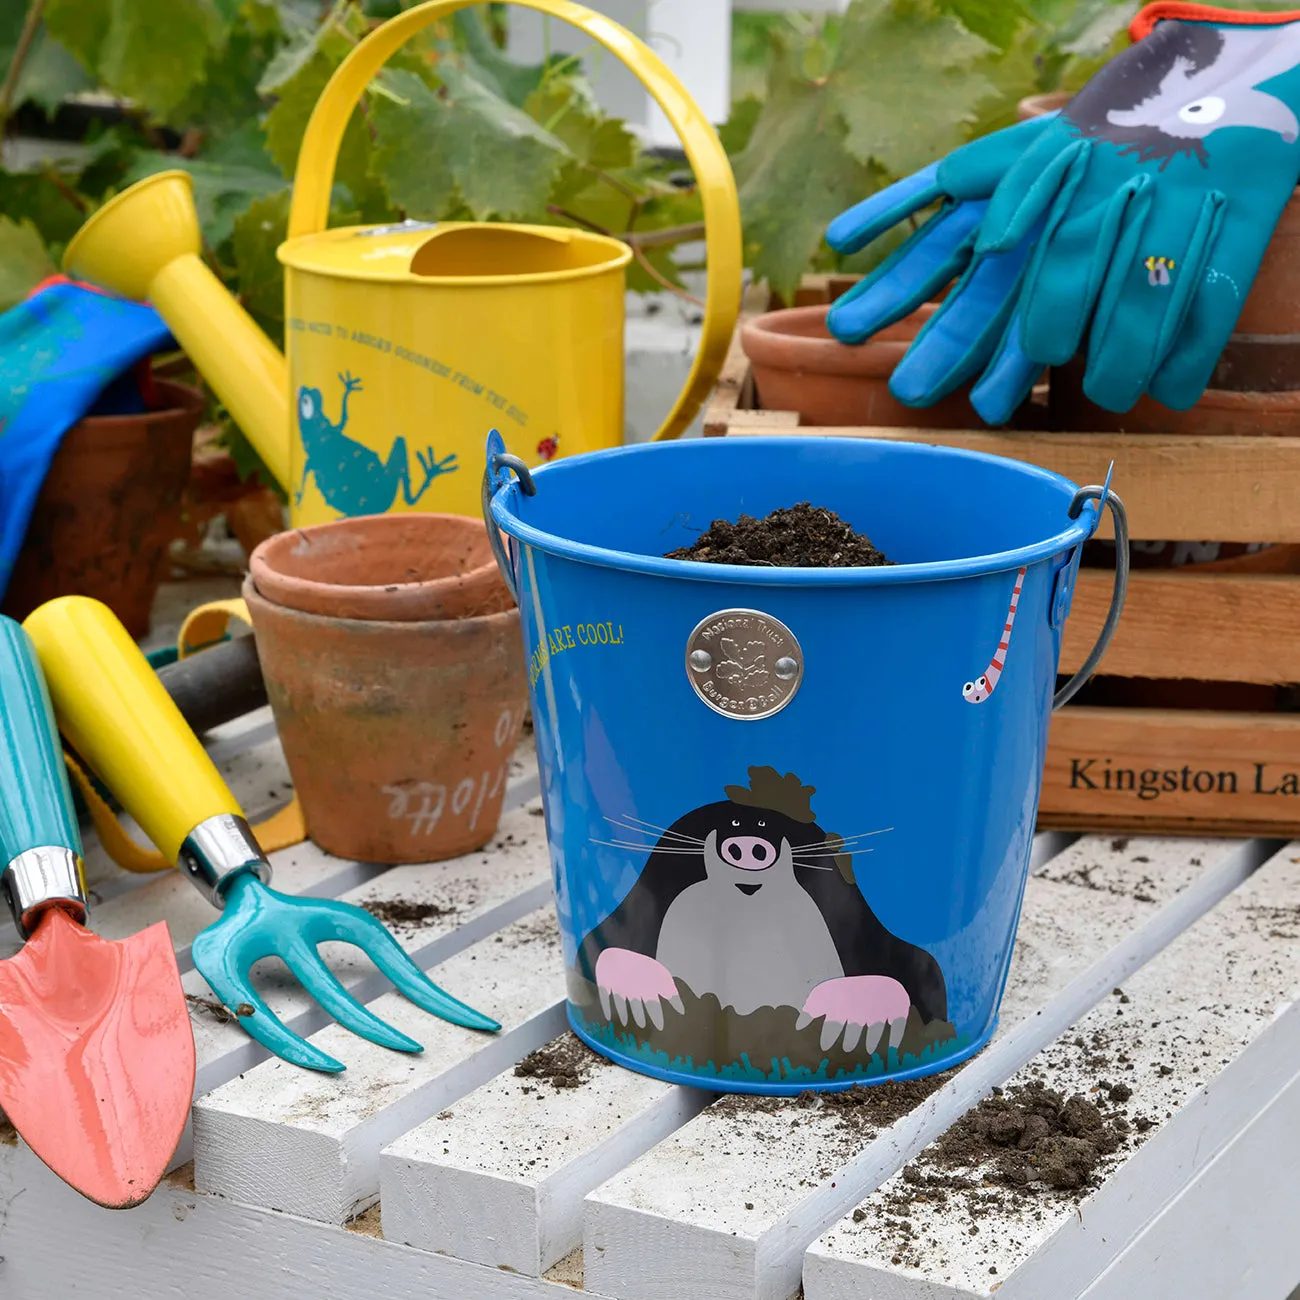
left=904, top=1079, right=1132, bottom=1203
left=359, top=898, right=454, bottom=928
left=0, top=1116, right=17, bottom=1147
left=666, top=502, right=893, bottom=568
left=515, top=1033, right=609, bottom=1090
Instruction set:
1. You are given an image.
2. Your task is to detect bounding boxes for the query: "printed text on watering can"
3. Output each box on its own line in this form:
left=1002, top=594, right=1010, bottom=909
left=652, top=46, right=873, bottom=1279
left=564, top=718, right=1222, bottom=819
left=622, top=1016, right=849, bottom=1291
left=288, top=317, right=529, bottom=426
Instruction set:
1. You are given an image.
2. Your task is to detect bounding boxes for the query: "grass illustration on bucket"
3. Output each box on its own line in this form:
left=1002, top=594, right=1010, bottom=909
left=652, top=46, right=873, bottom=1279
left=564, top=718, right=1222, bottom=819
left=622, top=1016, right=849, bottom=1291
left=484, top=432, right=1127, bottom=1094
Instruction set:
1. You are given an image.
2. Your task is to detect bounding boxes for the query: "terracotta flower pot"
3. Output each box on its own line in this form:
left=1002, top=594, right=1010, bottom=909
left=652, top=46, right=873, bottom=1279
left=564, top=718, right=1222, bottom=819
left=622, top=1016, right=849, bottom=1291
left=250, top=513, right=503, bottom=622
left=1049, top=357, right=1300, bottom=435
left=1, top=379, right=203, bottom=638
left=741, top=303, right=982, bottom=428
left=245, top=514, right=527, bottom=864
left=1017, top=90, right=1300, bottom=338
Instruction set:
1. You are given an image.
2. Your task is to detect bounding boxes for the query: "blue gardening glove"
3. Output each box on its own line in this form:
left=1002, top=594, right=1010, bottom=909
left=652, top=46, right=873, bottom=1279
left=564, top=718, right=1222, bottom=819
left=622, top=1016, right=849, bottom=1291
left=0, top=277, right=174, bottom=601
left=825, top=113, right=1056, bottom=424
left=829, top=3, right=1300, bottom=424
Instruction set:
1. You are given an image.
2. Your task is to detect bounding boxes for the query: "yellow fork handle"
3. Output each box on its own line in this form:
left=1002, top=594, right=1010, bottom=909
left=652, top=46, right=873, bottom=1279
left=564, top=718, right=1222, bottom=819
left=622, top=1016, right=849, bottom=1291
left=23, top=597, right=243, bottom=865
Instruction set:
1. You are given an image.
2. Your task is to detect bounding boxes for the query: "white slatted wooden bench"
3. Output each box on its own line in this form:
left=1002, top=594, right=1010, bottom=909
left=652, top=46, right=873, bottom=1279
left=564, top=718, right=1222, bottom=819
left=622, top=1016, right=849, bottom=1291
left=2, top=700, right=1298, bottom=1298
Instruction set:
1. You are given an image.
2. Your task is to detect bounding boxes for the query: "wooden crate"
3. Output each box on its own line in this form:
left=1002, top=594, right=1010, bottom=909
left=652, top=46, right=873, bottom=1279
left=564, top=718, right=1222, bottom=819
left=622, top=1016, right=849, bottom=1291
left=705, top=277, right=1300, bottom=839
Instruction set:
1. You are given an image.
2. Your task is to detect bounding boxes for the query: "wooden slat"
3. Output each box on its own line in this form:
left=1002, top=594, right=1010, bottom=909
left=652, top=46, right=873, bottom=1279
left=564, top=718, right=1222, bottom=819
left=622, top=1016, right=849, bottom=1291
left=703, top=282, right=773, bottom=438
left=725, top=426, right=1300, bottom=545
left=191, top=907, right=569, bottom=1224
left=1041, top=706, right=1300, bottom=838
left=1076, top=1013, right=1300, bottom=1300
left=379, top=1032, right=711, bottom=1274
left=1060, top=570, right=1300, bottom=684
left=803, top=842, right=1300, bottom=1299
left=0, top=1142, right=585, bottom=1300
left=581, top=835, right=1261, bottom=1300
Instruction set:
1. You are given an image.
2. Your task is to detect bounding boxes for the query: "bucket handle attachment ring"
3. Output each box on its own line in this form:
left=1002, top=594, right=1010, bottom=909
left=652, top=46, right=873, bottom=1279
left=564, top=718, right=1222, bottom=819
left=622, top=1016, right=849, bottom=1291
left=481, top=433, right=535, bottom=605
left=1052, top=484, right=1129, bottom=711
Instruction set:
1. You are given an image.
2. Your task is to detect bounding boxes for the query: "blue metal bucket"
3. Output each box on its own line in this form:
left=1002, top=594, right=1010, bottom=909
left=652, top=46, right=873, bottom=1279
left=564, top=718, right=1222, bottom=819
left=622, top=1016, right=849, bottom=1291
left=483, top=432, right=1127, bottom=1094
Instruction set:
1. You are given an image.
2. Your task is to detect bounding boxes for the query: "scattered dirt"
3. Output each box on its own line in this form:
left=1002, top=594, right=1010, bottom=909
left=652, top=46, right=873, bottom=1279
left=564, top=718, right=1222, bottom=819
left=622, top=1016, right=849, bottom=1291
left=910, top=1079, right=1130, bottom=1196
left=186, top=993, right=256, bottom=1023
left=1038, top=859, right=1159, bottom=905
left=665, top=502, right=893, bottom=568
left=543, top=1248, right=584, bottom=1290
left=515, top=1033, right=610, bottom=1090
left=0, top=1116, right=17, bottom=1147
left=346, top=1204, right=384, bottom=1239
left=164, top=1162, right=196, bottom=1191
left=569, top=971, right=959, bottom=1091
left=714, top=1070, right=956, bottom=1163
left=359, top=898, right=455, bottom=928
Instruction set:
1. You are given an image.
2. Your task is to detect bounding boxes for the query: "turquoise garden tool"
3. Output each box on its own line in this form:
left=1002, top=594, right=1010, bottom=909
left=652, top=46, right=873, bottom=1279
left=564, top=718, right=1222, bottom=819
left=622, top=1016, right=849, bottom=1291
left=0, top=615, right=194, bottom=1206
left=24, top=595, right=501, bottom=1073
left=825, top=2, right=1300, bottom=423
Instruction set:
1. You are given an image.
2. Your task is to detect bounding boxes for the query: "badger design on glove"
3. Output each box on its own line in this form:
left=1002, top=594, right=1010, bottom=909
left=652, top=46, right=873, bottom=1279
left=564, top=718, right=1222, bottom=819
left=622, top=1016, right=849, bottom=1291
left=1067, top=13, right=1300, bottom=167
left=576, top=766, right=949, bottom=1059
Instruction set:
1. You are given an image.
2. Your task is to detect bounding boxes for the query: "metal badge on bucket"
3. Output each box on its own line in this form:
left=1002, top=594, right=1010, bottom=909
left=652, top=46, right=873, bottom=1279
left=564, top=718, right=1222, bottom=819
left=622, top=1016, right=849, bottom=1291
left=485, top=435, right=1127, bottom=1095
left=685, top=608, right=804, bottom=719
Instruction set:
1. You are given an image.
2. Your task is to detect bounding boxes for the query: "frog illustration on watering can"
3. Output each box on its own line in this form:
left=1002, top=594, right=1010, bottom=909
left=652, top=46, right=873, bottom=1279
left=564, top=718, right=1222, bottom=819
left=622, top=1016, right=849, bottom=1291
left=58, top=0, right=741, bottom=526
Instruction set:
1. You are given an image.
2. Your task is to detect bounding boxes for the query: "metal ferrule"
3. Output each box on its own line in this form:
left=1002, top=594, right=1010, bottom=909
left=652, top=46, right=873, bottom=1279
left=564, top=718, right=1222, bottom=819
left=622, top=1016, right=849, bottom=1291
left=2, top=846, right=88, bottom=938
left=178, top=814, right=272, bottom=907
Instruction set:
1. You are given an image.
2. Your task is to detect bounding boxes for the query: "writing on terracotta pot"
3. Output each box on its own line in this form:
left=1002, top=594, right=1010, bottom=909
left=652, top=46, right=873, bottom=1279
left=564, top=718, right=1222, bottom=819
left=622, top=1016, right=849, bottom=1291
left=380, top=705, right=526, bottom=835
left=528, top=622, right=625, bottom=686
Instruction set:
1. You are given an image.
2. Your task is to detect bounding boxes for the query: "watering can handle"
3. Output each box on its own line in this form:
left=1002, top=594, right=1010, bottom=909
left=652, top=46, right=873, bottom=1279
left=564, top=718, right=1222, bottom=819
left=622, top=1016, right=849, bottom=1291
left=1052, top=485, right=1129, bottom=711
left=289, top=0, right=742, bottom=444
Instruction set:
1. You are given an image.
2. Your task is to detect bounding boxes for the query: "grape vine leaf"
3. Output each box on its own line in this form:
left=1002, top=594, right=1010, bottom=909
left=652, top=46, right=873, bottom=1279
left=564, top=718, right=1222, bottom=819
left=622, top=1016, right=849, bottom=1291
left=97, top=0, right=233, bottom=117
left=830, top=0, right=996, bottom=178
left=371, top=66, right=570, bottom=221
left=936, top=0, right=1029, bottom=52
left=0, top=169, right=87, bottom=255
left=730, top=34, right=878, bottom=302
left=42, top=0, right=112, bottom=80
left=122, top=149, right=285, bottom=251
left=231, top=189, right=290, bottom=348
left=0, top=7, right=92, bottom=118
left=0, top=218, right=57, bottom=313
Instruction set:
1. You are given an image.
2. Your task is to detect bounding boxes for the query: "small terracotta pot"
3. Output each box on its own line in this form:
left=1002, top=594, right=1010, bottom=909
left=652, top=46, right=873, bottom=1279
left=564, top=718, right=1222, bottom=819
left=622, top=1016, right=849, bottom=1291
left=1049, top=357, right=1300, bottom=435
left=245, top=515, right=527, bottom=864
left=250, top=513, right=503, bottom=622
left=1017, top=90, right=1300, bottom=338
left=1, top=379, right=203, bottom=638
left=741, top=303, right=982, bottom=428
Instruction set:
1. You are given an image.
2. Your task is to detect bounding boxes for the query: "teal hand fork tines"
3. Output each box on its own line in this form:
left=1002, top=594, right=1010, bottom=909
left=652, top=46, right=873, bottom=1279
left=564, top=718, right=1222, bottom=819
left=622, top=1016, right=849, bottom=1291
left=23, top=595, right=500, bottom=1073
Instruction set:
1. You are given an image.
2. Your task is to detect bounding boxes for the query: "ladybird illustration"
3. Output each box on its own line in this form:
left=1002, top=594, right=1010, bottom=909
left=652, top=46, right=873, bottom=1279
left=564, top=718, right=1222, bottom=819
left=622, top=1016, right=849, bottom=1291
left=536, top=434, right=559, bottom=462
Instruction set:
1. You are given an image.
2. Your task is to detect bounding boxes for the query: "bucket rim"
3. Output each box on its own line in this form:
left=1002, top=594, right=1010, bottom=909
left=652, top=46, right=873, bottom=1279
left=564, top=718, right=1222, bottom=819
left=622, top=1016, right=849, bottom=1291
left=489, top=436, right=1096, bottom=586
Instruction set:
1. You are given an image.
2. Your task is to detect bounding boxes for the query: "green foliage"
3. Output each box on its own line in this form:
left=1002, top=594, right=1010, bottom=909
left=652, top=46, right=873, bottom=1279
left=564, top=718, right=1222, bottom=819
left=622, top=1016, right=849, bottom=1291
left=1, top=0, right=701, bottom=485
left=0, top=218, right=57, bottom=311
left=9, top=0, right=1288, bottom=444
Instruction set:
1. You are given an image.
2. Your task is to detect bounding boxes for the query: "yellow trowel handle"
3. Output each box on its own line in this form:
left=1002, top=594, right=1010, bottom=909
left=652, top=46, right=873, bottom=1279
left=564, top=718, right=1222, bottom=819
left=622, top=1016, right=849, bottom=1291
left=288, top=0, right=742, bottom=444
left=23, top=597, right=243, bottom=866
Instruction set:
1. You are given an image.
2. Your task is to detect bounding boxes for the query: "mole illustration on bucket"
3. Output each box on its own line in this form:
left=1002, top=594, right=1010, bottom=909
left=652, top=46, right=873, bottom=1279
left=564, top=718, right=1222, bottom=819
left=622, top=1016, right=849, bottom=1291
left=58, top=0, right=742, bottom=526
left=484, top=433, right=1128, bottom=1093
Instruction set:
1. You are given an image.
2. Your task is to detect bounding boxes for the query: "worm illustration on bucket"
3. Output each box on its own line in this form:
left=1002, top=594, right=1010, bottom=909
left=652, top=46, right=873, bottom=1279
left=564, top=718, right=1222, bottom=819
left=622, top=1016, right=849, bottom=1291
left=484, top=433, right=1127, bottom=1094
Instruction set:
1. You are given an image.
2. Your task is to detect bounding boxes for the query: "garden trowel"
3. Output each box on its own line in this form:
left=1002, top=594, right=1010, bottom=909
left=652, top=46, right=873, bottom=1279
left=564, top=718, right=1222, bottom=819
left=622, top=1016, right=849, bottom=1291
left=0, top=616, right=194, bottom=1208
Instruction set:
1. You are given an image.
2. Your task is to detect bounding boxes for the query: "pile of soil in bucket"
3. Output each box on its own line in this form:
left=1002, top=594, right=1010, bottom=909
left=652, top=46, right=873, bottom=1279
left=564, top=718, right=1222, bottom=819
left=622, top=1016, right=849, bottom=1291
left=665, top=502, right=894, bottom=568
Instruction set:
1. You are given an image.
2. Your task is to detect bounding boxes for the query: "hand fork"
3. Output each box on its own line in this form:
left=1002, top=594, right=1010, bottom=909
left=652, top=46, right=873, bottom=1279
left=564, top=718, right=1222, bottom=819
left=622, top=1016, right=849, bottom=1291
left=24, top=596, right=501, bottom=1073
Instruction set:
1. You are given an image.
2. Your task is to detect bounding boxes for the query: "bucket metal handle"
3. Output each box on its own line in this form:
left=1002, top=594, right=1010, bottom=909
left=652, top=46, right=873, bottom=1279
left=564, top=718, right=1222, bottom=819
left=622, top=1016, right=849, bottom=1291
left=481, top=431, right=535, bottom=605
left=1052, top=484, right=1129, bottom=712
left=288, top=0, right=743, bottom=444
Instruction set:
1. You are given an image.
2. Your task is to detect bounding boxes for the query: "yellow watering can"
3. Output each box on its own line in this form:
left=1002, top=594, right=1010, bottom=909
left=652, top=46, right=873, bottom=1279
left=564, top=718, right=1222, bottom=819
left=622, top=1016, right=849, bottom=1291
left=62, top=0, right=742, bottom=525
